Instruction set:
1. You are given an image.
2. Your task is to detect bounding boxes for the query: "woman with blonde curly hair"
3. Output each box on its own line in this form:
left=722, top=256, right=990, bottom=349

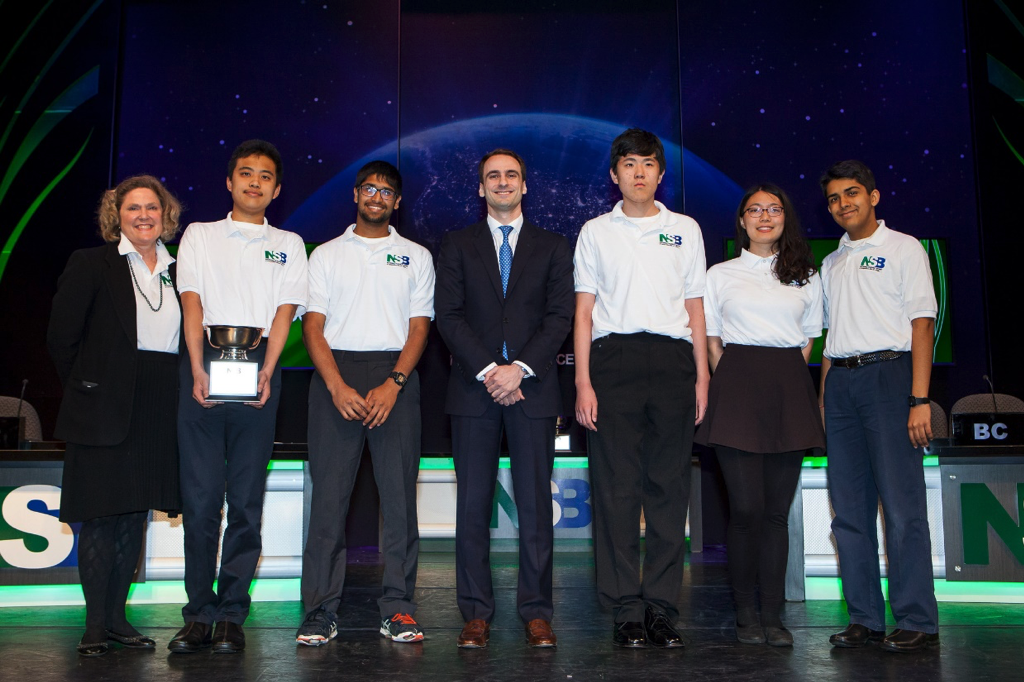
left=47, top=175, right=184, bottom=656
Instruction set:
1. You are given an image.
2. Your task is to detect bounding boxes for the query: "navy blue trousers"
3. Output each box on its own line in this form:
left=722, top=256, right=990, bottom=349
left=824, top=353, right=938, bottom=633
left=177, top=342, right=281, bottom=625
left=452, top=402, right=556, bottom=624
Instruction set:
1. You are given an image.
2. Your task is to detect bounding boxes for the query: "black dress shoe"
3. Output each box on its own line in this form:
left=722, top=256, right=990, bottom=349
left=764, top=625, right=793, bottom=647
left=77, top=640, right=108, bottom=657
left=829, top=623, right=885, bottom=648
left=881, top=628, right=939, bottom=653
left=107, top=630, right=156, bottom=649
left=644, top=608, right=684, bottom=649
left=167, top=621, right=212, bottom=653
left=212, top=621, right=245, bottom=654
left=612, top=621, right=646, bottom=648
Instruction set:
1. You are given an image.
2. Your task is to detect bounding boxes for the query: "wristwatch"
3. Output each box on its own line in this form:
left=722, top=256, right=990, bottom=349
left=908, top=396, right=930, bottom=407
left=389, top=371, right=408, bottom=392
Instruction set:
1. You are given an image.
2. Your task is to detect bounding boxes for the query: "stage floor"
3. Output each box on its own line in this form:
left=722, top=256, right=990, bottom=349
left=1, top=545, right=1020, bottom=681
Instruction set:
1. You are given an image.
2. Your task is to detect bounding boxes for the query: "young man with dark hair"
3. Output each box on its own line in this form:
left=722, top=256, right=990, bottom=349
left=170, top=140, right=308, bottom=654
left=818, top=159, right=939, bottom=653
left=435, top=148, right=574, bottom=649
left=574, top=128, right=708, bottom=649
left=296, top=160, right=433, bottom=646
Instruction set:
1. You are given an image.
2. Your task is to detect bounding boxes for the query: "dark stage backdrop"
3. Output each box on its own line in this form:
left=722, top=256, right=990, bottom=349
left=0, top=2, right=998, bottom=485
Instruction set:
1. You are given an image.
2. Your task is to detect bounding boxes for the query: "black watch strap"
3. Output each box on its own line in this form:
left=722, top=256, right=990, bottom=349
left=908, top=396, right=930, bottom=407
left=389, top=371, right=407, bottom=391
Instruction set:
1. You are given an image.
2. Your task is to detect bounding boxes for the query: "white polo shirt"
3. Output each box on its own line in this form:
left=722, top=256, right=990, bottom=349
left=821, top=220, right=937, bottom=358
left=306, top=225, right=434, bottom=351
left=704, top=249, right=822, bottom=348
left=176, top=213, right=308, bottom=335
left=574, top=200, right=706, bottom=342
left=118, top=234, right=180, bottom=353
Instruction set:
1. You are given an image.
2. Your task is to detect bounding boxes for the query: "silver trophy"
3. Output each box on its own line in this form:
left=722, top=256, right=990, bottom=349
left=206, top=325, right=264, bottom=402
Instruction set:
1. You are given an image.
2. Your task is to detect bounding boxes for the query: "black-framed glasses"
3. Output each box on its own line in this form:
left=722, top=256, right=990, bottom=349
left=744, top=205, right=784, bottom=217
left=359, top=184, right=397, bottom=200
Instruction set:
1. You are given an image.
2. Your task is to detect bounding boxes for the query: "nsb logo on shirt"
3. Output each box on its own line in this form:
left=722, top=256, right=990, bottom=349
left=265, top=250, right=288, bottom=266
left=859, top=255, right=886, bottom=271
left=160, top=274, right=173, bottom=287
left=659, top=234, right=683, bottom=247
left=386, top=254, right=410, bottom=268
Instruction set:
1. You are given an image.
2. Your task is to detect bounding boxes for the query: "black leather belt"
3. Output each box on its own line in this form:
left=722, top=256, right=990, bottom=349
left=831, top=350, right=905, bottom=368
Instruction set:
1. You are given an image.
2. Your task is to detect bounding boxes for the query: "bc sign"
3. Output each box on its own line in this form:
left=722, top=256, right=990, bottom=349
left=0, top=485, right=78, bottom=569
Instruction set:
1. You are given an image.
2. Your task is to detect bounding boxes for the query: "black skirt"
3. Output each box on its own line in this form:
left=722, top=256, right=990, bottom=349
left=695, top=344, right=825, bottom=455
left=59, top=350, right=181, bottom=522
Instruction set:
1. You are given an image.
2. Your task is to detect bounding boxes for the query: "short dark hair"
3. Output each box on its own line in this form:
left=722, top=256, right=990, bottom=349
left=819, top=159, right=876, bottom=196
left=354, top=160, right=402, bottom=196
left=228, top=140, right=283, bottom=185
left=735, top=183, right=815, bottom=286
left=478, top=148, right=526, bottom=185
left=610, top=128, right=666, bottom=174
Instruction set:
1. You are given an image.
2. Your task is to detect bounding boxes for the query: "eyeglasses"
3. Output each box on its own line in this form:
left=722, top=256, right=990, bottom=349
left=744, top=205, right=784, bottom=217
left=358, top=184, right=397, bottom=200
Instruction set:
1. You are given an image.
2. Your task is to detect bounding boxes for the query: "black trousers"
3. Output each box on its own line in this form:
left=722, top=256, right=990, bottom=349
left=715, top=446, right=803, bottom=622
left=452, top=401, right=556, bottom=624
left=587, top=332, right=696, bottom=623
left=177, top=341, right=281, bottom=625
left=301, top=351, right=421, bottom=620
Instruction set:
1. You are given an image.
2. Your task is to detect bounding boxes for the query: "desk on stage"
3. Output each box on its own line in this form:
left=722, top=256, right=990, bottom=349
left=1, top=444, right=701, bottom=591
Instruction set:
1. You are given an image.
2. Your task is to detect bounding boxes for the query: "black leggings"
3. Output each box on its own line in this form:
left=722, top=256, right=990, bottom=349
left=77, top=512, right=147, bottom=640
left=715, top=447, right=803, bottom=624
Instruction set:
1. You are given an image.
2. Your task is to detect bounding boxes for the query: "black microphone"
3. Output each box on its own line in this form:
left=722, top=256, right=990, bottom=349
left=982, top=375, right=997, bottom=413
left=16, top=379, right=27, bottom=420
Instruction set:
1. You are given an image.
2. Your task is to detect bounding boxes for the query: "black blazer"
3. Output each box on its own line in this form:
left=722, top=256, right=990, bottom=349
left=47, top=242, right=180, bottom=446
left=434, top=220, right=574, bottom=418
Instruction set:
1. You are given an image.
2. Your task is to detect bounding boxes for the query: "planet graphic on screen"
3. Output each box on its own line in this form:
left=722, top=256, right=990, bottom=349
left=285, top=113, right=742, bottom=249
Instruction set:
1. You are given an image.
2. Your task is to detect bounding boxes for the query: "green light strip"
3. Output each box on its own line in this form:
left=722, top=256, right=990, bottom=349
left=0, top=131, right=92, bottom=282
left=267, top=461, right=303, bottom=471
left=0, top=0, right=56, bottom=77
left=0, top=66, right=99, bottom=207
left=805, top=577, right=1024, bottom=602
left=0, top=0, right=103, bottom=158
left=994, top=118, right=1024, bottom=167
left=414, top=456, right=589, bottom=471
left=802, top=455, right=938, bottom=468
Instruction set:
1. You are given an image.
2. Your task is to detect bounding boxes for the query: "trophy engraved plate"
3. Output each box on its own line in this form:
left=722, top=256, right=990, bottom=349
left=206, top=325, right=264, bottom=402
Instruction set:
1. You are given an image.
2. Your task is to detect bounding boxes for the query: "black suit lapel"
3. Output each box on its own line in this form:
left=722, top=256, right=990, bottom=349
left=472, top=222, right=505, bottom=302
left=104, top=243, right=138, bottom=347
left=506, top=221, right=536, bottom=298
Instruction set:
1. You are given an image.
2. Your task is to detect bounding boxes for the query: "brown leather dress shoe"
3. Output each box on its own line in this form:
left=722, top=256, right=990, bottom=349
left=525, top=619, right=557, bottom=647
left=457, top=619, right=490, bottom=648
left=167, top=621, right=212, bottom=653
left=881, top=628, right=939, bottom=653
left=212, top=621, right=245, bottom=654
left=829, top=623, right=885, bottom=648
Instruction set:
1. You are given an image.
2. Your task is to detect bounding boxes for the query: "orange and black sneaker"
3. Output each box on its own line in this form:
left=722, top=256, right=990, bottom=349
left=380, top=613, right=424, bottom=643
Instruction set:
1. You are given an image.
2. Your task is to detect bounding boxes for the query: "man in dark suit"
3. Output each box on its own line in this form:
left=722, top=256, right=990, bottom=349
left=435, top=149, right=574, bottom=649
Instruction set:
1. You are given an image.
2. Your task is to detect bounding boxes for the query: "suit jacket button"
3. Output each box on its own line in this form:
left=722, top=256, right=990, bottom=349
left=503, top=317, right=509, bottom=323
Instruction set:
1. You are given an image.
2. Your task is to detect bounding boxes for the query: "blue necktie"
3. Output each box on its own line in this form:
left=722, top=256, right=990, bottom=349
left=499, top=225, right=513, bottom=359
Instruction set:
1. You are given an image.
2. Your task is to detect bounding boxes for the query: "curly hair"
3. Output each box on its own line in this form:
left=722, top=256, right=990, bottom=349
left=735, top=183, right=816, bottom=286
left=97, top=175, right=182, bottom=243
